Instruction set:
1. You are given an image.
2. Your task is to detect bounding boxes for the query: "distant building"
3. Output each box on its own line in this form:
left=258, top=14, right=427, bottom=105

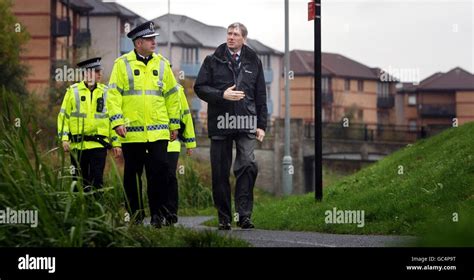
left=152, top=14, right=283, bottom=129
left=80, top=0, right=146, bottom=79
left=286, top=50, right=398, bottom=125
left=396, top=67, right=474, bottom=129
left=12, top=0, right=94, bottom=96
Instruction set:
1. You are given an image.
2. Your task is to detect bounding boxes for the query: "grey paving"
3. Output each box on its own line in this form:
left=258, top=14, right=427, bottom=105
left=145, top=216, right=418, bottom=247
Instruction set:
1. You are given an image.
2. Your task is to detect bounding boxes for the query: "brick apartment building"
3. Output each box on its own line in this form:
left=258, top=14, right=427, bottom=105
left=396, top=67, right=474, bottom=129
left=12, top=0, right=95, bottom=97
left=284, top=50, right=398, bottom=126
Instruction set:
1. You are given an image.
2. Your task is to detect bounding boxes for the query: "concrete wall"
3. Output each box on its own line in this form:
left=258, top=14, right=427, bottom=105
left=192, top=118, right=307, bottom=195
left=191, top=118, right=408, bottom=195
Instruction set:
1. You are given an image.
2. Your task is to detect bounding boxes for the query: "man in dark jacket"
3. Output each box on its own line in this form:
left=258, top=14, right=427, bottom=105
left=194, top=22, right=267, bottom=230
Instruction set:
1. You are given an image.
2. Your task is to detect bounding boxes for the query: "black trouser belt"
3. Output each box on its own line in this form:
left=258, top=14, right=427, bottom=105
left=70, top=134, right=112, bottom=149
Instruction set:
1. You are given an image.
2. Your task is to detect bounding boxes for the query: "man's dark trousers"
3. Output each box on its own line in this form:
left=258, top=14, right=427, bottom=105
left=70, top=148, right=107, bottom=190
left=122, top=140, right=169, bottom=221
left=210, top=133, right=258, bottom=224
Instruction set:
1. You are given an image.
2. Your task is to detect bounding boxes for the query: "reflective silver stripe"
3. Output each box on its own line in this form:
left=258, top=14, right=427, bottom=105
left=102, top=87, right=108, bottom=113
left=164, top=84, right=180, bottom=98
left=145, top=90, right=163, bottom=96
left=109, top=83, right=124, bottom=94
left=94, top=113, right=108, bottom=119
left=71, top=85, right=85, bottom=118
left=123, top=89, right=142, bottom=96
left=158, top=59, right=165, bottom=88
left=60, top=108, right=70, bottom=118
left=70, top=112, right=87, bottom=118
left=122, top=57, right=134, bottom=91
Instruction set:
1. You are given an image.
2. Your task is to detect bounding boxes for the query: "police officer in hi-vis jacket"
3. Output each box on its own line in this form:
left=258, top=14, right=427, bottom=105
left=107, top=21, right=181, bottom=227
left=145, top=86, right=197, bottom=225
left=57, top=57, right=122, bottom=191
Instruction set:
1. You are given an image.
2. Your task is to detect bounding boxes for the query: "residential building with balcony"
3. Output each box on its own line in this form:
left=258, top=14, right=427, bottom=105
left=79, top=0, right=146, bottom=80
left=284, top=50, right=398, bottom=125
left=396, top=67, right=474, bottom=129
left=151, top=14, right=283, bottom=129
left=12, top=0, right=94, bottom=96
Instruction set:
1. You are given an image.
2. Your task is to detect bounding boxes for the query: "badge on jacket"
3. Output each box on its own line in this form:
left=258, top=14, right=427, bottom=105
left=96, top=97, right=104, bottom=112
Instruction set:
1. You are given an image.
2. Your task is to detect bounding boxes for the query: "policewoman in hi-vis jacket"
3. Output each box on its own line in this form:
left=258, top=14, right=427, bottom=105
left=57, top=57, right=121, bottom=191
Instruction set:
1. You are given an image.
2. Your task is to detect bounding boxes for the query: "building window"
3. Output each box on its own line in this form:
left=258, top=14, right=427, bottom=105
left=408, top=94, right=417, bottom=106
left=322, top=77, right=330, bottom=93
left=258, top=54, right=271, bottom=69
left=377, top=82, right=389, bottom=97
left=408, top=120, right=417, bottom=131
left=357, top=109, right=363, bottom=120
left=358, top=80, right=364, bottom=92
left=345, top=79, right=350, bottom=91
left=182, top=48, right=198, bottom=64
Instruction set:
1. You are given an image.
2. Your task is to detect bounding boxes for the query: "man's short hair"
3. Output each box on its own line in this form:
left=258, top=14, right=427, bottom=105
left=227, top=22, right=248, bottom=38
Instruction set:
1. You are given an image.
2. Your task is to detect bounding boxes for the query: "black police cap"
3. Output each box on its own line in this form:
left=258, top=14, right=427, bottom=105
left=127, top=21, right=159, bottom=41
left=76, top=57, right=102, bottom=70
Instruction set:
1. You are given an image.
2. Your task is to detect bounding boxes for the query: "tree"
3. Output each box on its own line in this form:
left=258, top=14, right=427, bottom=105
left=0, top=0, right=30, bottom=96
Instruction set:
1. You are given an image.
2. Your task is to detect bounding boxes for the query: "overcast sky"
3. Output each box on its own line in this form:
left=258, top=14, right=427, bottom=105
left=109, top=0, right=473, bottom=81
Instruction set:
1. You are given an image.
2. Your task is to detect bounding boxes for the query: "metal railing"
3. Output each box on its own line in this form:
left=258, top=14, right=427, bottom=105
left=304, top=122, right=452, bottom=142
left=419, top=104, right=456, bottom=117
left=322, top=90, right=333, bottom=104
left=73, top=29, right=91, bottom=48
left=52, top=17, right=70, bottom=37
left=377, top=95, right=394, bottom=108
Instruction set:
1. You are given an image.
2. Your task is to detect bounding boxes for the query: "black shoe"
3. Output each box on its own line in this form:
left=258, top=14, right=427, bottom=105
left=162, top=217, right=174, bottom=227
left=150, top=214, right=163, bottom=228
left=238, top=217, right=254, bottom=229
left=218, top=223, right=231, bottom=230
left=169, top=214, right=178, bottom=224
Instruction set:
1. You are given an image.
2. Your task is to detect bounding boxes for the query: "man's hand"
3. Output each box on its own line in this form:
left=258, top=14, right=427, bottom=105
left=186, top=148, right=193, bottom=156
left=256, top=128, right=265, bottom=142
left=62, top=141, right=70, bottom=152
left=115, top=125, right=127, bottom=138
left=170, top=130, right=178, bottom=141
left=112, top=147, right=122, bottom=159
left=223, top=85, right=245, bottom=101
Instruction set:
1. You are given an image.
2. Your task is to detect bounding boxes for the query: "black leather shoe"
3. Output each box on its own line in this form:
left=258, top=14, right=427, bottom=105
left=218, top=223, right=231, bottom=230
left=238, top=217, right=255, bottom=229
left=150, top=215, right=163, bottom=228
left=168, top=214, right=178, bottom=225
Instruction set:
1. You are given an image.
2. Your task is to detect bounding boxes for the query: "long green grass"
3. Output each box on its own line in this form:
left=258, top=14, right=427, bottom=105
left=223, top=122, right=474, bottom=246
left=0, top=88, right=248, bottom=247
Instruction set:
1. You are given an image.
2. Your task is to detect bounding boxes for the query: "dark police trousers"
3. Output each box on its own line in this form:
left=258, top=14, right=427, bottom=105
left=70, top=148, right=107, bottom=190
left=210, top=133, right=258, bottom=224
left=122, top=140, right=169, bottom=221
left=166, top=152, right=180, bottom=217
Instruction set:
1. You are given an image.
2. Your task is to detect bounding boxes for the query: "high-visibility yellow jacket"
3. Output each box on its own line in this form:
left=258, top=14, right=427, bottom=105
left=168, top=87, right=197, bottom=152
left=107, top=50, right=180, bottom=143
left=57, top=81, right=120, bottom=150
